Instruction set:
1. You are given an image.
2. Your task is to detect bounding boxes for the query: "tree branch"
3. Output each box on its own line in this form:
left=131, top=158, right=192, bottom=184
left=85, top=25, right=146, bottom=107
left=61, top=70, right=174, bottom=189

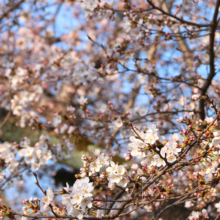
left=0, top=0, right=25, bottom=23
left=146, top=0, right=211, bottom=28
left=199, top=0, right=220, bottom=120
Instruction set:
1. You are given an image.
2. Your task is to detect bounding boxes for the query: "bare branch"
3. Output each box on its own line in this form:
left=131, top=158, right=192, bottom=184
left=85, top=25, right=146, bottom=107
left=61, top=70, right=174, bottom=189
left=199, top=0, right=220, bottom=120
left=146, top=0, right=211, bottom=28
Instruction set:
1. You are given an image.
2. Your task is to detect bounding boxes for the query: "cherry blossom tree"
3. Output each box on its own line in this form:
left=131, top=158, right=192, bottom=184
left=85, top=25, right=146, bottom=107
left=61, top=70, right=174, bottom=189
left=1, top=0, right=220, bottom=219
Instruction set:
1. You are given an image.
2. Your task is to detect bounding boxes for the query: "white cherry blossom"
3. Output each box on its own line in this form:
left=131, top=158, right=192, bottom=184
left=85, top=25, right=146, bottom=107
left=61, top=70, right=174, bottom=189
left=41, top=186, right=54, bottom=210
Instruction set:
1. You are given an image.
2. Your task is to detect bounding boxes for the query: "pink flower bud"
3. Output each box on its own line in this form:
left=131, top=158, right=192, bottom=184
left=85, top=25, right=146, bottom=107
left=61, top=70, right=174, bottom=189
left=131, top=163, right=139, bottom=170
left=189, top=112, right=194, bottom=118
left=192, top=94, right=200, bottom=101
left=189, top=136, right=195, bottom=141
left=176, top=117, right=184, bottom=123
left=183, top=129, right=188, bottom=135
left=99, top=1, right=107, bottom=8
left=124, top=153, right=132, bottom=161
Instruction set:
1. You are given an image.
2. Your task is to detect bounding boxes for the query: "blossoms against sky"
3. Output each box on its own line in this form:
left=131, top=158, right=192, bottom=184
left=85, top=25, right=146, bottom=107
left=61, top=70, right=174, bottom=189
left=1, top=0, right=220, bottom=219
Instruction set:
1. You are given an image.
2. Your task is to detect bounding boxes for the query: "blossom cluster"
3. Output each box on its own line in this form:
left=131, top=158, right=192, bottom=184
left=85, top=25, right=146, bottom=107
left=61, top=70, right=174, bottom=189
left=61, top=177, right=94, bottom=218
left=0, top=135, right=74, bottom=188
left=128, top=124, right=183, bottom=167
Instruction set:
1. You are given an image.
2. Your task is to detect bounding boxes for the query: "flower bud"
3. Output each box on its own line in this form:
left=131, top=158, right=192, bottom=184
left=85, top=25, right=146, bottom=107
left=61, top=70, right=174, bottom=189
left=183, top=129, right=188, bottom=135
left=124, top=153, right=132, bottom=161
left=131, top=163, right=139, bottom=170
left=23, top=206, right=28, bottom=211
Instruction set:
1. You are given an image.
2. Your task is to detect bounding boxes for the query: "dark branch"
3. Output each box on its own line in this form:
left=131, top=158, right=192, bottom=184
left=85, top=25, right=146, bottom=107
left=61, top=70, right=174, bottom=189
left=199, top=0, right=220, bottom=120
left=146, top=0, right=211, bottom=28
